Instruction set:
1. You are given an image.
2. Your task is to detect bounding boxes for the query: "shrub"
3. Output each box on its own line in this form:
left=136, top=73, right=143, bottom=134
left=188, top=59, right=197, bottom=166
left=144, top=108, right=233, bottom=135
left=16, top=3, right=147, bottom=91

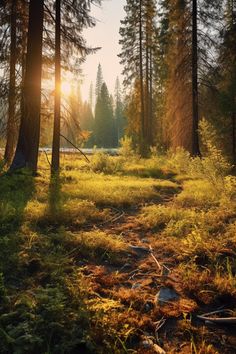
left=189, top=119, right=231, bottom=193
left=90, top=152, right=122, bottom=174
left=119, top=135, right=135, bottom=159
left=167, top=147, right=191, bottom=175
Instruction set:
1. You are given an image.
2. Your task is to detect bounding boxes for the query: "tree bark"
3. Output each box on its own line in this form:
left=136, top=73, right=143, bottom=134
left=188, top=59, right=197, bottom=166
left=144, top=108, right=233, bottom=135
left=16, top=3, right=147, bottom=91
left=149, top=47, right=153, bottom=146
left=51, top=0, right=61, bottom=173
left=139, top=0, right=146, bottom=156
left=192, top=0, right=200, bottom=156
left=232, top=111, right=236, bottom=165
left=145, top=30, right=150, bottom=148
left=10, top=0, right=44, bottom=174
left=4, top=0, right=17, bottom=164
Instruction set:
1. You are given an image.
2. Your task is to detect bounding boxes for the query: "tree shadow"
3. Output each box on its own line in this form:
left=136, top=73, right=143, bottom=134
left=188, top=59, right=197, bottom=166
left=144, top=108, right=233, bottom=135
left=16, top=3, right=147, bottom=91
left=48, top=173, right=62, bottom=222
left=0, top=170, right=35, bottom=280
left=0, top=170, right=35, bottom=234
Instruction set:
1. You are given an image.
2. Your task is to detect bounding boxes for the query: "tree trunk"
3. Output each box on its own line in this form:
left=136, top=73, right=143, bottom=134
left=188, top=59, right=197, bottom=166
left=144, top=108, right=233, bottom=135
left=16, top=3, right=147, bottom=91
left=51, top=0, right=61, bottom=173
left=149, top=47, right=153, bottom=146
left=10, top=0, right=44, bottom=174
left=232, top=111, right=236, bottom=165
left=4, top=0, right=17, bottom=164
left=192, top=0, right=200, bottom=156
left=139, top=0, right=146, bottom=156
left=145, top=30, right=150, bottom=149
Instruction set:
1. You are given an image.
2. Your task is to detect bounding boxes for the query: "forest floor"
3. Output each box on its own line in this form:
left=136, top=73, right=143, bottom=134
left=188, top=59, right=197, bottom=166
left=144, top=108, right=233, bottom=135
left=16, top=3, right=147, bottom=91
left=0, top=152, right=236, bottom=353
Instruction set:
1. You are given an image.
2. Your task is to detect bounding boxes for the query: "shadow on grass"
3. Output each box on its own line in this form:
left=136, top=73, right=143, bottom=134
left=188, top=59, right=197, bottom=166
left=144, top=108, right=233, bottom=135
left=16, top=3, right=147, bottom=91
left=0, top=170, right=35, bottom=277
left=48, top=173, right=62, bottom=218
left=0, top=170, right=35, bottom=233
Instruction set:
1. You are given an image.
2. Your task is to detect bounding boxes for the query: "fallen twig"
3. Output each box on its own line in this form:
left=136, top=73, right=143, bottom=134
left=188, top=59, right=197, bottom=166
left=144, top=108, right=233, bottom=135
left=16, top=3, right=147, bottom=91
left=149, top=246, right=162, bottom=271
left=43, top=150, right=51, bottom=167
left=154, top=317, right=166, bottom=343
left=197, top=309, right=236, bottom=324
left=60, top=134, right=90, bottom=163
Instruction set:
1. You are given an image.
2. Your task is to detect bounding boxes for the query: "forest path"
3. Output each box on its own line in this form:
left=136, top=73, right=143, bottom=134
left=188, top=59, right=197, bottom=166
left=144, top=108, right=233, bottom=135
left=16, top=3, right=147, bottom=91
left=78, top=181, right=236, bottom=354
left=79, top=185, right=184, bottom=353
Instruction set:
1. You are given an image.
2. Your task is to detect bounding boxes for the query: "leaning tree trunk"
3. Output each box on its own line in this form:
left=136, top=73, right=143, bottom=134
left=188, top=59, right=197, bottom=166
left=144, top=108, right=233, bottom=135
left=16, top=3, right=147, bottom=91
left=51, top=0, right=61, bottom=174
left=4, top=0, right=17, bottom=164
left=10, top=0, right=44, bottom=174
left=192, top=0, right=200, bottom=156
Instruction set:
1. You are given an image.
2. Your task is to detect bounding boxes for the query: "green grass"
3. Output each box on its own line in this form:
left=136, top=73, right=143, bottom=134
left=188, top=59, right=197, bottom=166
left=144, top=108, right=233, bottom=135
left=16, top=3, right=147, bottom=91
left=0, top=151, right=236, bottom=353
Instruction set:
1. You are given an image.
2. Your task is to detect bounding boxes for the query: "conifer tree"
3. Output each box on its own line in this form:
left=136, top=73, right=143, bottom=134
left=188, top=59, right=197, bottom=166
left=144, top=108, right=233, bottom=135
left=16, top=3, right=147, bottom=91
left=0, top=0, right=27, bottom=164
left=114, top=77, right=126, bottom=143
left=4, top=0, right=17, bottom=164
left=216, top=0, right=236, bottom=163
left=11, top=0, right=44, bottom=173
left=51, top=0, right=61, bottom=173
left=119, top=0, right=157, bottom=155
left=94, top=82, right=115, bottom=147
left=89, top=82, right=94, bottom=110
left=95, top=63, right=104, bottom=99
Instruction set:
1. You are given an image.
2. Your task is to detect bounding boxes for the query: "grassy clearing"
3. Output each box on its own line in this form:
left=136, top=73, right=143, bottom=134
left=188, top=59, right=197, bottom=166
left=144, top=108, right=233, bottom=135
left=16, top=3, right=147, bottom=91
left=0, top=150, right=236, bottom=353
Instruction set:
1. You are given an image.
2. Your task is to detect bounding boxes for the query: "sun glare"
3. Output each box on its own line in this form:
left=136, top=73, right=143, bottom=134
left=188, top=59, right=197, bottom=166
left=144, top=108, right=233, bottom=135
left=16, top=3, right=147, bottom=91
left=61, top=81, right=72, bottom=96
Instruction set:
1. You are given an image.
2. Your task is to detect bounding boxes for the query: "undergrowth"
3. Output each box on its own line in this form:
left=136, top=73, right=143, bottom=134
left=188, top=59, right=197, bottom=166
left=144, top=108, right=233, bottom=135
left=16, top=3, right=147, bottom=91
left=0, top=136, right=235, bottom=353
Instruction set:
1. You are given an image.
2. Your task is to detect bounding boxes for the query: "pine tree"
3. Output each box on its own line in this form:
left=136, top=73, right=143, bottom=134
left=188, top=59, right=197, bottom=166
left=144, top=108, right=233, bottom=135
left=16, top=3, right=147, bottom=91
left=95, top=63, right=104, bottom=99
left=4, top=0, right=17, bottom=164
left=159, top=0, right=193, bottom=152
left=192, top=0, right=200, bottom=156
left=217, top=0, right=236, bottom=163
left=94, top=82, right=115, bottom=148
left=114, top=77, right=126, bottom=144
left=89, top=82, right=94, bottom=110
left=119, top=0, right=157, bottom=155
left=0, top=0, right=28, bottom=164
left=81, top=101, right=94, bottom=131
left=11, top=0, right=44, bottom=173
left=51, top=0, right=61, bottom=173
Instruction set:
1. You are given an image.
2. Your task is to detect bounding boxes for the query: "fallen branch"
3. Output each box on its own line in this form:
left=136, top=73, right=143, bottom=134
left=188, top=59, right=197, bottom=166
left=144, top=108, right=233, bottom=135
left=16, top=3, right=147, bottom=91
left=43, top=150, right=51, bottom=167
left=60, top=134, right=90, bottom=163
left=149, top=246, right=162, bottom=271
left=154, top=317, right=166, bottom=343
left=197, top=309, right=236, bottom=324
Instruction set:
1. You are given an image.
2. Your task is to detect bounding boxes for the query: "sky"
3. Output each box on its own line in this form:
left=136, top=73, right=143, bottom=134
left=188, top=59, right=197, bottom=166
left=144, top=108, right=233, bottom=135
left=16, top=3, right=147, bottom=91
left=80, top=0, right=126, bottom=102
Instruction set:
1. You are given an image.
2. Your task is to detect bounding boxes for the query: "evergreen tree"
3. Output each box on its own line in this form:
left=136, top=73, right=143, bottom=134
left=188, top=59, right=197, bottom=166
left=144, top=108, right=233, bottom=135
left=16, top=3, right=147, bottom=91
left=95, top=63, right=104, bottom=99
left=82, top=101, right=94, bottom=131
left=0, top=0, right=28, bottom=164
left=89, top=82, right=94, bottom=110
left=119, top=0, right=157, bottom=155
left=4, top=0, right=17, bottom=164
left=114, top=77, right=126, bottom=144
left=51, top=0, right=61, bottom=173
left=94, top=82, right=115, bottom=147
left=11, top=0, right=44, bottom=173
left=160, top=0, right=192, bottom=152
left=218, top=0, right=236, bottom=164
left=202, top=0, right=236, bottom=163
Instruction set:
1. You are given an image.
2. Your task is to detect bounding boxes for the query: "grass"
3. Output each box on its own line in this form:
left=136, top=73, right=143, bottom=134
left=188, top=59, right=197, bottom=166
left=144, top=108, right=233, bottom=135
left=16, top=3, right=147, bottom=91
left=0, top=151, right=235, bottom=353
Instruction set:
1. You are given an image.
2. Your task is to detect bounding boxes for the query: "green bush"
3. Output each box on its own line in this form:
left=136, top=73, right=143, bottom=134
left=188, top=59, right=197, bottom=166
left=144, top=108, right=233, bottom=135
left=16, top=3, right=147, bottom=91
left=90, top=152, right=122, bottom=174
left=119, top=135, right=135, bottom=159
left=167, top=147, right=191, bottom=175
